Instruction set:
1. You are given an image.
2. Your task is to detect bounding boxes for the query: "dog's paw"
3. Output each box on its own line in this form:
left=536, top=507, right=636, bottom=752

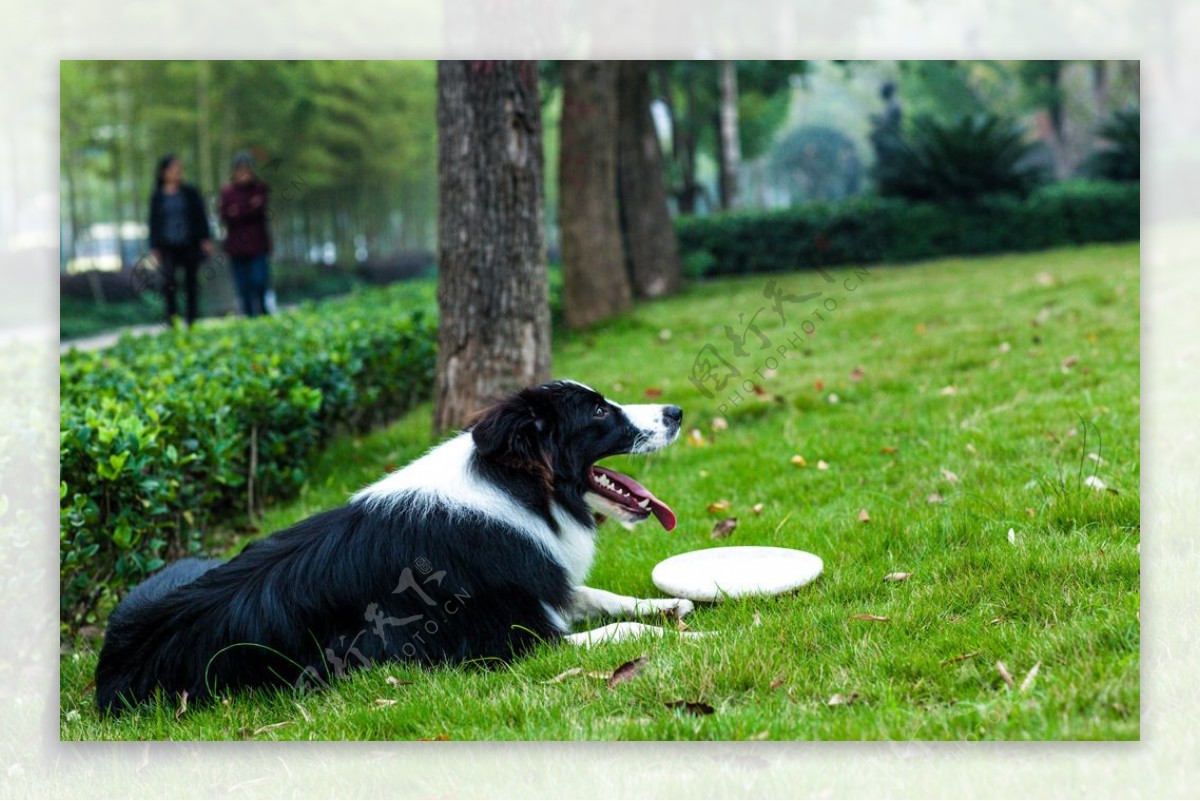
left=637, top=597, right=695, bottom=620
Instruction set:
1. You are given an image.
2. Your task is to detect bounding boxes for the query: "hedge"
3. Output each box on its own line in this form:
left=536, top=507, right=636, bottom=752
left=60, top=283, right=437, bottom=629
left=675, top=180, right=1139, bottom=278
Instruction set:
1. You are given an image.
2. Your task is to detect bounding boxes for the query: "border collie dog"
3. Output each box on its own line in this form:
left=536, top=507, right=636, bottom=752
left=95, top=380, right=692, bottom=714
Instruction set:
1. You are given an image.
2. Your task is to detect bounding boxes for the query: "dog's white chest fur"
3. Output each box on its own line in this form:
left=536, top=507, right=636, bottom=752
left=352, top=433, right=596, bottom=586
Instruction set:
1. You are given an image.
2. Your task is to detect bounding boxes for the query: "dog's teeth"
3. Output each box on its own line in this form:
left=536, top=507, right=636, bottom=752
left=638, top=499, right=650, bottom=509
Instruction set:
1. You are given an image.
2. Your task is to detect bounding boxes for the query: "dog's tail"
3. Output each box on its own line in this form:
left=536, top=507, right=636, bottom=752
left=94, top=558, right=226, bottom=714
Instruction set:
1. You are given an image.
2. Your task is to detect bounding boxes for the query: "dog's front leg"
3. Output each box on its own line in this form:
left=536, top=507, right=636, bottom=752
left=568, top=586, right=694, bottom=624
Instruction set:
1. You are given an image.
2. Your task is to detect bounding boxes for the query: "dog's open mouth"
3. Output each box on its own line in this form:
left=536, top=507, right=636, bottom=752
left=588, top=465, right=677, bottom=531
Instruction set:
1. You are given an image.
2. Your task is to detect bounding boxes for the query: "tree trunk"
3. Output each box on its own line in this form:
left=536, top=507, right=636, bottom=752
left=559, top=60, right=630, bottom=329
left=717, top=60, right=741, bottom=210
left=433, top=60, right=551, bottom=434
left=1091, top=61, right=1110, bottom=121
left=616, top=61, right=682, bottom=299
left=197, top=62, right=214, bottom=198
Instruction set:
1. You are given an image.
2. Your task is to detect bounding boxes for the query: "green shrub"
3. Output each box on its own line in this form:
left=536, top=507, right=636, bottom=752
left=874, top=112, right=1050, bottom=203
left=1082, top=108, right=1139, bottom=182
left=675, top=181, right=1139, bottom=278
left=59, top=283, right=437, bottom=630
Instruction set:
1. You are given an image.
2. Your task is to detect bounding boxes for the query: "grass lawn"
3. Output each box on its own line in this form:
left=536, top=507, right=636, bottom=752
left=60, top=243, right=1140, bottom=740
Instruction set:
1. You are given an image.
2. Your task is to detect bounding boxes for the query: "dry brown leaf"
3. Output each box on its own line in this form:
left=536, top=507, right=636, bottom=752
left=857, top=508, right=870, bottom=523
left=770, top=674, right=786, bottom=690
left=880, top=446, right=899, bottom=455
left=373, top=698, right=397, bottom=708
left=252, top=722, right=291, bottom=736
left=816, top=459, right=830, bottom=470
left=941, top=468, right=960, bottom=483
left=852, top=614, right=889, bottom=622
left=790, top=455, right=807, bottom=467
left=996, top=661, right=1016, bottom=689
left=826, top=692, right=861, bottom=706
left=711, top=517, right=738, bottom=540
left=687, top=429, right=707, bottom=447
left=543, top=667, right=583, bottom=684
left=175, top=690, right=188, bottom=720
left=707, top=499, right=732, bottom=513
left=1024, top=507, right=1036, bottom=517
left=813, top=379, right=826, bottom=392
left=607, top=655, right=648, bottom=689
left=1020, top=661, right=1042, bottom=692
left=926, top=492, right=944, bottom=504
left=940, top=651, right=979, bottom=666
left=751, top=502, right=764, bottom=515
left=418, top=733, right=451, bottom=741
left=1061, top=355, right=1079, bottom=370
left=883, top=572, right=913, bottom=583
left=749, top=383, right=771, bottom=398
left=644, top=387, right=663, bottom=398
left=385, top=676, right=412, bottom=687
left=849, top=366, right=866, bottom=382
left=674, top=616, right=690, bottom=632
left=665, top=700, right=715, bottom=716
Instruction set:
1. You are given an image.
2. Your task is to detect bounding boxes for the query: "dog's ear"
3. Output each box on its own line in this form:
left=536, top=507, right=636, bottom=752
left=470, top=392, right=551, bottom=478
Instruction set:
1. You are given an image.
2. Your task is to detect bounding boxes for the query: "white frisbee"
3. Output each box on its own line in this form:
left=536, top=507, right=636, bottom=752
left=651, top=546, right=824, bottom=603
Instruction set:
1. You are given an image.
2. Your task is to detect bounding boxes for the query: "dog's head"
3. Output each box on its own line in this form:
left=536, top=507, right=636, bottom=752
left=470, top=380, right=681, bottom=529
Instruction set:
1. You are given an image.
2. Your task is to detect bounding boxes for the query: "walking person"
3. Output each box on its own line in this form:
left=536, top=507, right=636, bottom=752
left=148, top=154, right=213, bottom=326
left=218, top=152, right=273, bottom=317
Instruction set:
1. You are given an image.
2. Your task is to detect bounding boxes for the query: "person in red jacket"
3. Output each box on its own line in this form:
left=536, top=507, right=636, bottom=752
left=218, top=152, right=273, bottom=317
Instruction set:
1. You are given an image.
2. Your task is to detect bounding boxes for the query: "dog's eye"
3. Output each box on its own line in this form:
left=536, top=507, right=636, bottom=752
left=593, top=403, right=609, bottom=419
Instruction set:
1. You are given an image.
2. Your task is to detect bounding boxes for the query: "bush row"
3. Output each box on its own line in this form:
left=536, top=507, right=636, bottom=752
left=675, top=181, right=1139, bottom=278
left=60, top=283, right=437, bottom=629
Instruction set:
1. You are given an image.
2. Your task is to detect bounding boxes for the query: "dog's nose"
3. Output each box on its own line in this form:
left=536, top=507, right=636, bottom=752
left=663, top=405, right=683, bottom=425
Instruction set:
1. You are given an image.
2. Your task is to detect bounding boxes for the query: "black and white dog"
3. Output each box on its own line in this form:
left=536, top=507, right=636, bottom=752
left=95, top=380, right=693, bottom=714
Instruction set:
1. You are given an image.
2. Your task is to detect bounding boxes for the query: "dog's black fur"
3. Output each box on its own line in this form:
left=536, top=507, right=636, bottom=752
left=94, top=380, right=681, bottom=714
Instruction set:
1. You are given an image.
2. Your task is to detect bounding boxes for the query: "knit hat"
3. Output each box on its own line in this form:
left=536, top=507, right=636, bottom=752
left=232, top=151, right=256, bottom=171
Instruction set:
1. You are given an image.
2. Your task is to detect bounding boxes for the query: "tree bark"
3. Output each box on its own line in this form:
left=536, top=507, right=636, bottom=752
left=717, top=60, right=741, bottom=210
left=559, top=60, right=631, bottom=329
left=616, top=61, right=682, bottom=299
left=433, top=60, right=551, bottom=434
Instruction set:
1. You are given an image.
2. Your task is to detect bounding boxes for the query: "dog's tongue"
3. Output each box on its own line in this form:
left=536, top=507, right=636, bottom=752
left=591, top=466, right=677, bottom=531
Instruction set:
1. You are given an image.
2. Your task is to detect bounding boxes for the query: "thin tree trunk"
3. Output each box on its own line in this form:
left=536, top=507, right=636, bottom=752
left=197, top=62, right=213, bottom=198
left=434, top=60, right=551, bottom=434
left=717, top=60, right=741, bottom=210
left=560, top=60, right=630, bottom=329
left=617, top=61, right=682, bottom=299
left=1092, top=61, right=1110, bottom=121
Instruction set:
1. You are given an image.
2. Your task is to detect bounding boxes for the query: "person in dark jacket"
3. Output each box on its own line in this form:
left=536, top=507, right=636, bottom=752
left=148, top=154, right=213, bottom=326
left=218, top=152, right=273, bottom=317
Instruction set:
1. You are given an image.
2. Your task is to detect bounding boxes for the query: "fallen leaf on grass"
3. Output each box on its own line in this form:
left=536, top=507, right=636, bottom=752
left=707, top=499, right=732, bottom=513
left=941, top=468, right=960, bottom=483
left=175, top=690, right=188, bottom=720
left=770, top=674, right=786, bottom=690
left=385, top=676, right=412, bottom=687
left=644, top=387, right=663, bottom=398
left=939, top=385, right=958, bottom=396
left=543, top=667, right=583, bottom=684
left=996, top=661, right=1016, bottom=689
left=852, top=614, right=889, bottom=622
left=665, top=700, right=715, bottom=716
left=751, top=502, right=764, bottom=515
left=687, top=429, right=707, bottom=447
left=940, top=651, right=979, bottom=666
left=418, top=733, right=451, bottom=741
left=857, top=508, right=870, bottom=523
left=926, top=492, right=944, bottom=504
left=813, top=379, right=825, bottom=392
left=711, top=517, right=738, bottom=540
left=373, top=698, right=397, bottom=708
left=883, top=572, right=913, bottom=582
left=1084, top=475, right=1107, bottom=492
left=1020, top=661, right=1041, bottom=692
left=1007, top=528, right=1017, bottom=544
left=749, top=730, right=770, bottom=740
left=880, top=446, right=899, bottom=455
left=675, top=616, right=690, bottom=632
left=849, top=366, right=866, bottom=382
left=816, top=460, right=830, bottom=470
left=253, top=722, right=291, bottom=736
left=607, top=655, right=649, bottom=689
left=826, top=692, right=860, bottom=706
left=790, top=455, right=807, bottom=467
left=998, top=342, right=1011, bottom=353
left=711, top=417, right=729, bottom=432
left=1061, top=355, right=1079, bottom=370
left=80, top=679, right=96, bottom=699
